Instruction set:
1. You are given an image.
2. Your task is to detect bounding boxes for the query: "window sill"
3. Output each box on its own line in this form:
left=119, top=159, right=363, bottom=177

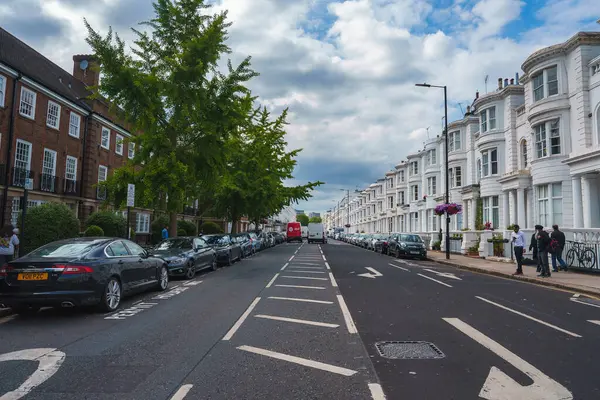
left=68, top=133, right=80, bottom=139
left=19, top=113, right=35, bottom=121
left=100, top=146, right=110, bottom=151
left=46, top=124, right=60, bottom=131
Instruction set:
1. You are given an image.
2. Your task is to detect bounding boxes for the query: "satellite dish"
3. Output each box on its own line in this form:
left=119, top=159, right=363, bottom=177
left=80, top=60, right=89, bottom=70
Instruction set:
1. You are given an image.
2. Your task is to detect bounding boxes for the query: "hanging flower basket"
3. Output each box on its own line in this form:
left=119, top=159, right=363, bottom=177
left=434, top=203, right=462, bottom=216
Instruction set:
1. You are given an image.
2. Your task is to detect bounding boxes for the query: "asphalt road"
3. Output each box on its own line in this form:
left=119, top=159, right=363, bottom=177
left=1, top=239, right=599, bottom=399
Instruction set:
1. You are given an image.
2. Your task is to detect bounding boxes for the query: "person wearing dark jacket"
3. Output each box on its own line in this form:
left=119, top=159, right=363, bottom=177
left=529, top=232, right=539, bottom=271
left=535, top=225, right=551, bottom=277
left=550, top=224, right=567, bottom=272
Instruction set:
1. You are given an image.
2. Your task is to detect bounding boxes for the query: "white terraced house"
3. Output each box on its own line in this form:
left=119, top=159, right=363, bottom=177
left=326, top=31, right=600, bottom=262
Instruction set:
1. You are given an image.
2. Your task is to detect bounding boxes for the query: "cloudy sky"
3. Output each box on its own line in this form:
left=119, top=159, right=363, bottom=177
left=1, top=0, right=598, bottom=215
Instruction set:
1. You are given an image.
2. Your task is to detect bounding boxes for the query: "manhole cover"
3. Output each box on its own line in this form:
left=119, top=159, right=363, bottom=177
left=374, top=341, right=445, bottom=360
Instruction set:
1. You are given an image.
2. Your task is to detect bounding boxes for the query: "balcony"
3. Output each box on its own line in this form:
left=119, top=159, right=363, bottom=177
left=39, top=173, right=58, bottom=193
left=12, top=167, right=33, bottom=188
left=63, top=179, right=79, bottom=196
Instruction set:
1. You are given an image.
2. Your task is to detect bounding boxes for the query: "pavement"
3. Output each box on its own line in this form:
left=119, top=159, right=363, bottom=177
left=427, top=250, right=600, bottom=297
left=1, top=240, right=599, bottom=399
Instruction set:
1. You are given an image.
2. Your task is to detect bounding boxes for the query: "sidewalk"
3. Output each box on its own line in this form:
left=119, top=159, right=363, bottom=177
left=427, top=251, right=600, bottom=297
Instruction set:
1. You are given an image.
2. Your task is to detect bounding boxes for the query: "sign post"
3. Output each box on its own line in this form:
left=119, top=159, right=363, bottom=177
left=127, top=184, right=135, bottom=240
left=19, top=178, right=34, bottom=257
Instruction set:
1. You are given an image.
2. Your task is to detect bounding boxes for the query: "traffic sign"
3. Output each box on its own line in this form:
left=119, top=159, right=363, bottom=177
left=127, top=184, right=135, bottom=207
left=24, top=178, right=33, bottom=190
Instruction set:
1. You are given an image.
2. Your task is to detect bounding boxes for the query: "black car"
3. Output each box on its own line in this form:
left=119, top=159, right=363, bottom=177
left=202, top=234, right=243, bottom=266
left=233, top=233, right=254, bottom=258
left=0, top=237, right=169, bottom=314
left=388, top=233, right=428, bottom=259
left=151, top=237, right=217, bottom=279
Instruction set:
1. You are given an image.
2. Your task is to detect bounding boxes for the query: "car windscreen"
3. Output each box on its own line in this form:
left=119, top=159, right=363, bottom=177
left=397, top=234, right=423, bottom=243
left=26, top=240, right=104, bottom=258
left=202, top=235, right=223, bottom=245
left=154, top=238, right=193, bottom=250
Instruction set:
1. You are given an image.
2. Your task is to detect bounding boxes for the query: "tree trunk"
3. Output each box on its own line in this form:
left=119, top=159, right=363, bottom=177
left=230, top=214, right=238, bottom=234
left=170, top=212, right=178, bottom=237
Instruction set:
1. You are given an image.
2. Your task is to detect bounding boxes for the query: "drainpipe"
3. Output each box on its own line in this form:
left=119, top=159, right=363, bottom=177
left=1, top=73, right=22, bottom=227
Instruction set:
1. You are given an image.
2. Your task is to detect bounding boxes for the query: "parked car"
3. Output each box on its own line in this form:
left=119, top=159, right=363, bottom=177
left=150, top=237, right=217, bottom=279
left=202, top=234, right=242, bottom=266
left=249, top=232, right=263, bottom=252
left=372, top=234, right=389, bottom=253
left=261, top=232, right=274, bottom=248
left=388, top=233, right=428, bottom=259
left=233, top=233, right=254, bottom=257
left=0, top=237, right=169, bottom=313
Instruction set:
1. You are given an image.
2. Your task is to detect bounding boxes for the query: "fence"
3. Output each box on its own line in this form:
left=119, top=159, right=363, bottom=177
left=449, top=237, right=462, bottom=254
left=562, top=240, right=599, bottom=273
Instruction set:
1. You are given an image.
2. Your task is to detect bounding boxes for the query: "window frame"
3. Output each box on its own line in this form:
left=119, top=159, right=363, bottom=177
left=480, top=148, right=498, bottom=177
left=101, top=127, right=111, bottom=150
left=532, top=65, right=559, bottom=102
left=19, top=86, right=37, bottom=119
left=520, top=139, right=528, bottom=169
left=42, top=148, right=57, bottom=177
left=115, top=134, right=124, bottom=156
left=482, top=196, right=500, bottom=229
left=98, top=165, right=108, bottom=183
left=46, top=100, right=61, bottom=130
left=448, top=131, right=461, bottom=152
left=0, top=74, right=6, bottom=107
left=128, top=142, right=135, bottom=159
left=537, top=182, right=562, bottom=227
left=480, top=106, right=496, bottom=133
left=135, top=212, right=151, bottom=233
left=65, top=155, right=78, bottom=181
left=533, top=119, right=561, bottom=159
left=410, top=161, right=418, bottom=175
left=69, top=112, right=81, bottom=138
left=427, top=176, right=437, bottom=195
left=411, top=185, right=419, bottom=201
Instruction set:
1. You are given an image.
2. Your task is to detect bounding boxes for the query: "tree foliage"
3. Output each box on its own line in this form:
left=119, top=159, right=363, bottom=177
left=200, top=221, right=224, bottom=234
left=309, top=216, right=322, bottom=223
left=86, top=211, right=127, bottom=237
left=296, top=214, right=309, bottom=226
left=84, top=0, right=257, bottom=236
left=21, top=203, right=80, bottom=254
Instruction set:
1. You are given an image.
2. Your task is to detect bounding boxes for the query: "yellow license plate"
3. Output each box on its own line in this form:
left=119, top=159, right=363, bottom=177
left=17, top=272, right=49, bottom=281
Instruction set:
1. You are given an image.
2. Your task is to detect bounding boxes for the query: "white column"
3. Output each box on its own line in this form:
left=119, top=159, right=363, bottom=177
left=517, top=189, right=526, bottom=228
left=582, top=175, right=593, bottom=228
left=503, top=192, right=510, bottom=229
left=572, top=176, right=584, bottom=228
left=527, top=189, right=534, bottom=229
left=510, top=190, right=516, bottom=225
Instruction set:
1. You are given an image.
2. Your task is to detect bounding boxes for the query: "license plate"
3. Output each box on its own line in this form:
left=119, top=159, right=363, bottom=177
left=409, top=251, right=421, bottom=255
left=17, top=272, right=48, bottom=281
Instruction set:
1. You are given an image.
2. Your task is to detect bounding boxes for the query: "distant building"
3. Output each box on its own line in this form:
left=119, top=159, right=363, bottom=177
left=308, top=212, right=320, bottom=218
left=295, top=209, right=305, bottom=215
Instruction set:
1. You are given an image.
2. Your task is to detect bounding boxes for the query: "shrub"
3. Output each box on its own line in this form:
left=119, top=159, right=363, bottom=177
left=432, top=240, right=441, bottom=250
left=200, top=221, right=223, bottom=234
left=177, top=220, right=197, bottom=236
left=177, top=228, right=187, bottom=237
left=20, top=202, right=80, bottom=254
left=151, top=214, right=170, bottom=244
left=84, top=225, right=104, bottom=237
left=86, top=211, right=126, bottom=237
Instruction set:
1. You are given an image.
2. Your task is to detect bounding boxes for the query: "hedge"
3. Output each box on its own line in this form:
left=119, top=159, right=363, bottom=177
left=177, top=228, right=187, bottom=237
left=84, top=225, right=104, bottom=237
left=86, top=211, right=126, bottom=237
left=20, top=202, right=80, bottom=254
left=177, top=220, right=197, bottom=236
left=199, top=221, right=223, bottom=234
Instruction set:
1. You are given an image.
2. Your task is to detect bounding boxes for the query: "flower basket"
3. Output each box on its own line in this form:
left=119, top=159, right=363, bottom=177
left=434, top=203, right=462, bottom=216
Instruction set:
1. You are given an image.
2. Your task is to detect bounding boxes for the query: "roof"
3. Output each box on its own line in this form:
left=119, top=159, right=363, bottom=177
left=0, top=27, right=91, bottom=109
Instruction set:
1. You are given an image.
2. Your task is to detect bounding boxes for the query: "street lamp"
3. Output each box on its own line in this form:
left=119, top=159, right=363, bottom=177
left=415, top=82, right=450, bottom=260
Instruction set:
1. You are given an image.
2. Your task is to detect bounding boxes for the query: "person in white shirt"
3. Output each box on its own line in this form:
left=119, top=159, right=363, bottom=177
left=511, top=224, right=526, bottom=275
left=11, top=228, right=20, bottom=258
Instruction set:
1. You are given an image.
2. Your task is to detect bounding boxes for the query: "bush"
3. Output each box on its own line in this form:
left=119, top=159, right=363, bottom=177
left=199, top=221, right=223, bottom=234
left=20, top=202, right=80, bottom=254
left=151, top=214, right=170, bottom=244
left=86, top=211, right=126, bottom=237
left=177, top=220, right=197, bottom=236
left=177, top=228, right=187, bottom=237
left=84, top=225, right=104, bottom=237
left=432, top=240, right=441, bottom=250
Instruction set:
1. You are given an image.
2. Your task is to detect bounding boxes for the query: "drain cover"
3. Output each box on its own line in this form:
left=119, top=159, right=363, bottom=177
left=375, top=341, right=445, bottom=360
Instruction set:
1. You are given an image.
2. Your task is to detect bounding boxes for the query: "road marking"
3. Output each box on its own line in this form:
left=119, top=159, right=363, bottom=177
left=265, top=273, right=280, bottom=288
left=389, top=263, right=409, bottom=271
left=569, top=298, right=600, bottom=309
left=337, top=295, right=358, bottom=334
left=423, top=269, right=462, bottom=280
left=358, top=267, right=383, bottom=279
left=0, top=314, right=17, bottom=325
left=443, top=318, right=573, bottom=400
left=153, top=286, right=189, bottom=300
left=268, top=296, right=333, bottom=304
left=222, top=297, right=261, bottom=341
left=325, top=262, right=331, bottom=270
left=572, top=293, right=580, bottom=298
left=182, top=280, right=203, bottom=286
left=588, top=320, right=600, bottom=326
left=280, top=263, right=289, bottom=271
left=105, top=302, right=158, bottom=320
left=281, top=275, right=328, bottom=281
left=417, top=273, right=453, bottom=287
left=329, top=272, right=338, bottom=287
left=0, top=348, right=66, bottom=400
left=476, top=296, right=581, bottom=338
left=287, top=270, right=326, bottom=274
left=170, top=384, right=193, bottom=400
left=288, top=255, right=295, bottom=262
left=275, top=284, right=326, bottom=290
left=292, top=262, right=322, bottom=266
left=255, top=314, right=339, bottom=328
left=237, top=345, right=357, bottom=376
left=368, top=383, right=386, bottom=400
left=322, top=255, right=327, bottom=261
left=289, top=266, right=323, bottom=270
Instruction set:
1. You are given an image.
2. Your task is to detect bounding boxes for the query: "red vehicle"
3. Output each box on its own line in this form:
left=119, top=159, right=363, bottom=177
left=286, top=222, right=302, bottom=243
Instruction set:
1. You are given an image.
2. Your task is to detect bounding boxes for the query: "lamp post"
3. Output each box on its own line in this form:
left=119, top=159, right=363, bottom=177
left=415, top=83, right=450, bottom=260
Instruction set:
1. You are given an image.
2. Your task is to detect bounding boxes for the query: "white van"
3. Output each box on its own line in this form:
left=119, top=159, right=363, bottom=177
left=307, top=223, right=325, bottom=244
left=301, top=226, right=309, bottom=240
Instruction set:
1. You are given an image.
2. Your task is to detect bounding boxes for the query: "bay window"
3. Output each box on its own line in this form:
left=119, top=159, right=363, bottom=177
left=411, top=185, right=419, bottom=201
left=480, top=107, right=496, bottom=133
left=427, top=176, right=437, bottom=195
left=537, top=183, right=562, bottom=227
left=411, top=212, right=419, bottom=232
left=481, top=148, right=498, bottom=177
left=410, top=161, right=419, bottom=175
left=388, top=196, right=394, bottom=209
left=532, top=66, right=558, bottom=102
left=449, top=167, right=462, bottom=188
left=398, top=170, right=405, bottom=183
left=534, top=119, right=561, bottom=158
left=399, top=191, right=405, bottom=205
left=482, top=196, right=499, bottom=229
left=448, top=131, right=461, bottom=151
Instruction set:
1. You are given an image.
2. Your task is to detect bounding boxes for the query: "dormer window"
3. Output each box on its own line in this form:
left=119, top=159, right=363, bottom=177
left=532, top=66, right=558, bottom=102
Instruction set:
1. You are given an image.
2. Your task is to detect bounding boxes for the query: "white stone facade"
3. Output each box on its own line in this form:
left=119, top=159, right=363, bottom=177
left=325, top=31, right=600, bottom=235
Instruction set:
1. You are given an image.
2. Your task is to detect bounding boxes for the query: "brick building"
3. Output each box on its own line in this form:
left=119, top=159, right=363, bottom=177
left=0, top=28, right=247, bottom=242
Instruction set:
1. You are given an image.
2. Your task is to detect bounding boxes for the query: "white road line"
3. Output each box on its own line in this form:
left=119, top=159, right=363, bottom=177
left=222, top=297, right=261, bottom=341
left=572, top=293, right=580, bottom=298
left=570, top=298, right=600, bottom=309
left=368, top=383, right=386, bottom=400
left=268, top=296, right=333, bottom=304
left=0, top=314, right=17, bottom=325
left=280, top=263, right=289, bottom=271
left=182, top=280, right=203, bottom=286
left=288, top=255, right=295, bottom=262
left=265, top=273, right=280, bottom=288
left=337, top=295, right=358, bottom=334
left=417, top=273, right=453, bottom=287
left=275, top=284, right=326, bottom=290
left=325, top=262, right=331, bottom=270
left=476, top=296, right=581, bottom=338
left=286, top=270, right=326, bottom=274
left=170, top=384, right=193, bottom=400
left=322, top=255, right=327, bottom=261
left=255, top=314, right=339, bottom=328
left=294, top=257, right=323, bottom=259
left=281, top=275, right=328, bottom=281
left=588, top=320, right=600, bottom=326
left=389, top=263, right=410, bottom=272
left=289, top=266, right=324, bottom=269
left=329, top=272, right=338, bottom=287
left=237, top=345, right=357, bottom=376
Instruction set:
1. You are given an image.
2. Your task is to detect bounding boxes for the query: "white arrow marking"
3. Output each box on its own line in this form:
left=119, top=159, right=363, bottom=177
left=588, top=320, right=600, bottom=326
left=423, top=268, right=462, bottom=280
left=443, top=318, right=573, bottom=400
left=358, top=267, right=383, bottom=279
left=0, top=348, right=66, bottom=400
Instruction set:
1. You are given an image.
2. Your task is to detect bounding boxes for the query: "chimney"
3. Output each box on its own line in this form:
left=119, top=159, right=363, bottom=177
left=466, top=105, right=471, bottom=114
left=515, top=72, right=520, bottom=85
left=504, top=78, right=509, bottom=88
left=475, top=91, right=479, bottom=99
left=498, top=78, right=502, bottom=90
left=72, top=54, right=99, bottom=88
left=510, top=78, right=514, bottom=85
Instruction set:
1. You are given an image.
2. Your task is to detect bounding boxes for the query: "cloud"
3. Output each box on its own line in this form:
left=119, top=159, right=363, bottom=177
left=0, top=0, right=597, bottom=215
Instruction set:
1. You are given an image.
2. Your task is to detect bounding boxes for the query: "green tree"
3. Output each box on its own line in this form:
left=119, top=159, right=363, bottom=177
left=309, top=216, right=322, bottom=223
left=84, top=0, right=258, bottom=237
left=296, top=214, right=309, bottom=226
left=21, top=203, right=80, bottom=254
left=86, top=211, right=127, bottom=237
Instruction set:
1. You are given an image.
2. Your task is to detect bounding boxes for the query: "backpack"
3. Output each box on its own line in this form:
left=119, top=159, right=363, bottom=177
left=549, top=238, right=560, bottom=252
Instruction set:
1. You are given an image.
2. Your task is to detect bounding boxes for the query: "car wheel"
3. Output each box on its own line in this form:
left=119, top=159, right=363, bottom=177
left=101, top=277, right=121, bottom=312
left=211, top=256, right=218, bottom=271
left=226, top=252, right=233, bottom=266
left=13, top=305, right=41, bottom=316
left=185, top=262, right=195, bottom=280
left=156, top=266, right=169, bottom=291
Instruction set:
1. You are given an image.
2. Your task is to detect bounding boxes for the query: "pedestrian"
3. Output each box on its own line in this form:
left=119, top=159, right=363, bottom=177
left=162, top=224, right=169, bottom=240
left=0, top=226, right=16, bottom=265
left=511, top=224, right=526, bottom=275
left=535, top=225, right=551, bottom=277
left=11, top=228, right=20, bottom=258
left=529, top=232, right=539, bottom=271
left=550, top=224, right=567, bottom=272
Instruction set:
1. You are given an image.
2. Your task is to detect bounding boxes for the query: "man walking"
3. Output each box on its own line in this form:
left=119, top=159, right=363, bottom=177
left=162, top=224, right=169, bottom=240
left=535, top=225, right=551, bottom=277
left=550, top=224, right=567, bottom=271
left=511, top=224, right=526, bottom=275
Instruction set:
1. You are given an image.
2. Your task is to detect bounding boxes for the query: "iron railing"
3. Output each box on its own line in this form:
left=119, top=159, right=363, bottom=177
left=12, top=167, right=33, bottom=188
left=562, top=240, right=599, bottom=273
left=63, top=179, right=78, bottom=196
left=39, top=173, right=58, bottom=193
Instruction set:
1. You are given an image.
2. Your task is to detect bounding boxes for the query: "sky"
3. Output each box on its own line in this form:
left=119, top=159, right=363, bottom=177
left=1, top=0, right=598, bottom=215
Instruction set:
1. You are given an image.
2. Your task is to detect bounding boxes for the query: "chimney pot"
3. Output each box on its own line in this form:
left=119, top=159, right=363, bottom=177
left=498, top=78, right=503, bottom=90
left=515, top=72, right=520, bottom=85
left=466, top=105, right=471, bottom=113
left=504, top=78, right=509, bottom=88
left=476, top=91, right=479, bottom=99
left=510, top=78, right=514, bottom=85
